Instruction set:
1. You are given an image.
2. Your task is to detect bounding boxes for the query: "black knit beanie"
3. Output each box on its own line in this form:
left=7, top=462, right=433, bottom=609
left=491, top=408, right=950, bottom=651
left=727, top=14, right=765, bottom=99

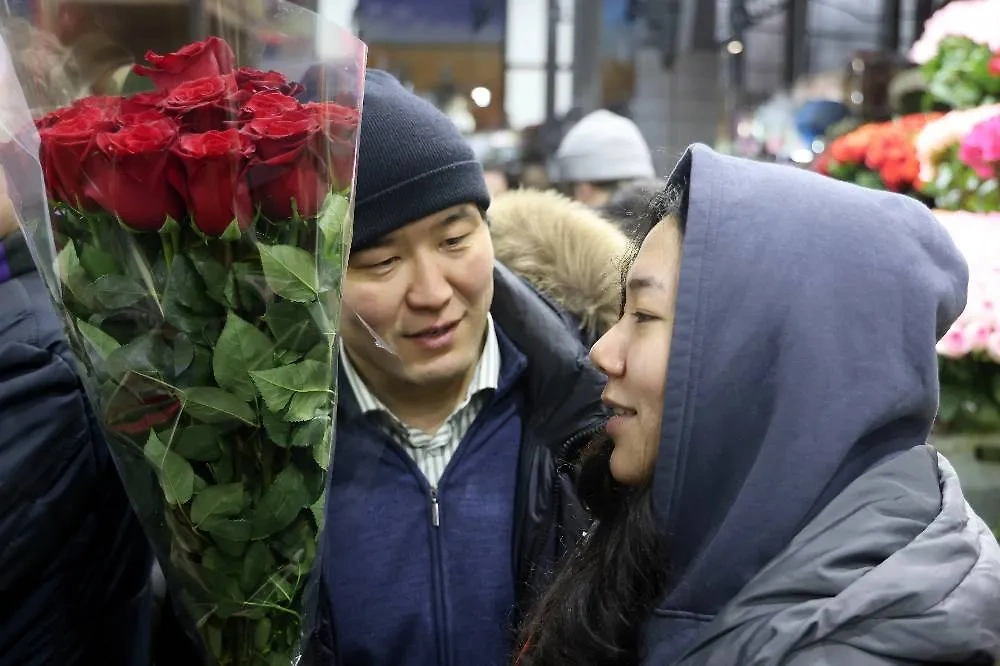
left=351, top=70, right=491, bottom=251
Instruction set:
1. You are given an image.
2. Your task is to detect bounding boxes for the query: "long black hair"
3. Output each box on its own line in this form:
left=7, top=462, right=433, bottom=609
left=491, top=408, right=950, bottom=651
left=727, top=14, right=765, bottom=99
left=514, top=181, right=688, bottom=666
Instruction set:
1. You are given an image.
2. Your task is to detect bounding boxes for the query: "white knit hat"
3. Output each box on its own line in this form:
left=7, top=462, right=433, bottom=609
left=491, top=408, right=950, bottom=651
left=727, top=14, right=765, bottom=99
left=552, top=110, right=656, bottom=183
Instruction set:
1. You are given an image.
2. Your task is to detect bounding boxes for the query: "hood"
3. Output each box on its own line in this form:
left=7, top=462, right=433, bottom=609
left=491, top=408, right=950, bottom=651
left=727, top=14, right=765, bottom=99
left=675, top=446, right=1000, bottom=664
left=489, top=188, right=630, bottom=341
left=652, top=145, right=968, bottom=618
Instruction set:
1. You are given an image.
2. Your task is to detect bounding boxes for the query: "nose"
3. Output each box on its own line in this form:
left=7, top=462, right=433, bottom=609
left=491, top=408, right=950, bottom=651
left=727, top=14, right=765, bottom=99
left=405, top=253, right=453, bottom=311
left=589, top=323, right=625, bottom=378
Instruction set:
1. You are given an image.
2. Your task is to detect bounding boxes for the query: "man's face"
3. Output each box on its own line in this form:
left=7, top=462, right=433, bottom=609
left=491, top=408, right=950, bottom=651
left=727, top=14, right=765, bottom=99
left=341, top=204, right=495, bottom=390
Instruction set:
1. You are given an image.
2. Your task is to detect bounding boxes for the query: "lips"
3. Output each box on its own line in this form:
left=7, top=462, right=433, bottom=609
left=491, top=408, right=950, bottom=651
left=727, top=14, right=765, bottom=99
left=602, top=395, right=636, bottom=417
left=405, top=320, right=460, bottom=339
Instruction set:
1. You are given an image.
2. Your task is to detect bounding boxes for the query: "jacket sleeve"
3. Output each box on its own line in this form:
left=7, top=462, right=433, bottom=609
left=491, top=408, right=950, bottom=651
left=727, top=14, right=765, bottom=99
left=0, top=274, right=153, bottom=665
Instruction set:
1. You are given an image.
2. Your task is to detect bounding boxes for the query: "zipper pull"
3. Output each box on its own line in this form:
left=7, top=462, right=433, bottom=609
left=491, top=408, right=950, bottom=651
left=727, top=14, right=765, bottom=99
left=430, top=487, right=441, bottom=527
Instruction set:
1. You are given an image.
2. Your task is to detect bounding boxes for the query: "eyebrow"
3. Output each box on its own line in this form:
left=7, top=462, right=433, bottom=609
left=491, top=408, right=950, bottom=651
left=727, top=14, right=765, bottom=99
left=627, top=275, right=667, bottom=293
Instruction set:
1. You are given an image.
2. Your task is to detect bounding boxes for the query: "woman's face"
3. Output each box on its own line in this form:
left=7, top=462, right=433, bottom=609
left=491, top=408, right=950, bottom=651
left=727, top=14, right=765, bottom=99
left=590, top=218, right=682, bottom=485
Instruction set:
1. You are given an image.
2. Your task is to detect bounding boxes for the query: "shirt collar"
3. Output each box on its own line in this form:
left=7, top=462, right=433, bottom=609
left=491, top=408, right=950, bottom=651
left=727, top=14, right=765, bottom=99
left=339, top=314, right=501, bottom=421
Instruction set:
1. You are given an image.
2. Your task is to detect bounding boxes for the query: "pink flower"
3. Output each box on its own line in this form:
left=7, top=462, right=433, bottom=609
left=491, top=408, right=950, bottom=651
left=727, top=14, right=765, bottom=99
left=988, top=331, right=1000, bottom=362
left=915, top=105, right=1000, bottom=182
left=938, top=327, right=973, bottom=358
left=990, top=52, right=1000, bottom=76
left=958, top=115, right=1000, bottom=179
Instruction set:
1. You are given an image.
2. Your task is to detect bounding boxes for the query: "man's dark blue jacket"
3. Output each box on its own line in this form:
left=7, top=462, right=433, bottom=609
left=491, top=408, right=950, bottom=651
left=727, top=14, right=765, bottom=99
left=0, top=232, right=154, bottom=665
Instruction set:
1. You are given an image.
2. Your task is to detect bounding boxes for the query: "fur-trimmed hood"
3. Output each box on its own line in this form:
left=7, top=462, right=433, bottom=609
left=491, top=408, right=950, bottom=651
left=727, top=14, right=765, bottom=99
left=489, top=188, right=629, bottom=341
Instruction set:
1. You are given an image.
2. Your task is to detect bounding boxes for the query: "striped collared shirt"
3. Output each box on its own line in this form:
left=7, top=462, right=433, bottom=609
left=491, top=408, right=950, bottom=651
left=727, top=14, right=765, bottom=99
left=339, top=315, right=501, bottom=487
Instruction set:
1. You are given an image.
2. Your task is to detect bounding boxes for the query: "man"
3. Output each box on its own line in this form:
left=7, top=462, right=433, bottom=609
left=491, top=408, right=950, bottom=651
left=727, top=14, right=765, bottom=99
left=0, top=183, right=154, bottom=664
left=551, top=109, right=656, bottom=209
left=317, top=70, right=608, bottom=666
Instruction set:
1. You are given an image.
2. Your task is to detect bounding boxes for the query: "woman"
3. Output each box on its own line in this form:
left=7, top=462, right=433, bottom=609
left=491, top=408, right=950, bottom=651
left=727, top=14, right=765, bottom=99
left=516, top=144, right=1000, bottom=665
left=489, top=188, right=630, bottom=346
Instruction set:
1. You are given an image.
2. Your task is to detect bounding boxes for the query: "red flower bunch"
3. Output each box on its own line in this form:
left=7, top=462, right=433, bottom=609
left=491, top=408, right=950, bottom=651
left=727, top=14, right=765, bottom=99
left=820, top=113, right=942, bottom=193
left=37, top=37, right=359, bottom=236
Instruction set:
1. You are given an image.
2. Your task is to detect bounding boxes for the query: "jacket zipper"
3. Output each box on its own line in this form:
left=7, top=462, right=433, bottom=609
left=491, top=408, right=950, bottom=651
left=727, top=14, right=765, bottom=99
left=430, top=486, right=441, bottom=527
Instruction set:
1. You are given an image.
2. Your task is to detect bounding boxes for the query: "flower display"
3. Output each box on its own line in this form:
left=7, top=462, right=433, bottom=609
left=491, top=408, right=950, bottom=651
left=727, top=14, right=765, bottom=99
left=915, top=104, right=1000, bottom=182
left=818, top=113, right=942, bottom=193
left=934, top=211, right=1000, bottom=432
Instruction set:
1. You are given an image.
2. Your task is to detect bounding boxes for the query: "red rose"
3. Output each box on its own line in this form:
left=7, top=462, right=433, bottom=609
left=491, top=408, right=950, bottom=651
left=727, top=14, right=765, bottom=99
left=115, top=90, right=169, bottom=124
left=244, top=111, right=328, bottom=219
left=234, top=67, right=304, bottom=96
left=85, top=119, right=184, bottom=231
left=304, top=101, right=359, bottom=141
left=303, top=102, right=359, bottom=190
left=39, top=107, right=116, bottom=207
left=241, top=92, right=302, bottom=120
left=133, top=36, right=236, bottom=91
left=160, top=74, right=246, bottom=132
left=171, top=129, right=255, bottom=236
left=72, top=96, right=121, bottom=113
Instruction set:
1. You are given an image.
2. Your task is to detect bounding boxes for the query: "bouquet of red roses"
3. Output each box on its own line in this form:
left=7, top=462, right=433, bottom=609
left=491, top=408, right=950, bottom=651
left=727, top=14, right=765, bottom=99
left=0, top=7, right=365, bottom=664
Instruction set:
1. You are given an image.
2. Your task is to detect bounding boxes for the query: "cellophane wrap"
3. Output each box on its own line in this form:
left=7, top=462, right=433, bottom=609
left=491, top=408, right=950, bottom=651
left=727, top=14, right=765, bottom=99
left=0, top=3, right=365, bottom=663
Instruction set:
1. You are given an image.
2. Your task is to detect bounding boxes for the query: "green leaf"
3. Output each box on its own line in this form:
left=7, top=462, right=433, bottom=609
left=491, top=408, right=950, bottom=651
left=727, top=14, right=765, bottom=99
left=59, top=242, right=96, bottom=309
left=317, top=192, right=350, bottom=245
left=188, top=246, right=229, bottom=306
left=213, top=311, right=277, bottom=400
left=253, top=618, right=273, bottom=651
left=191, top=482, right=245, bottom=526
left=183, top=386, right=257, bottom=425
left=250, top=360, right=332, bottom=422
left=171, top=425, right=223, bottom=461
left=91, top=274, right=148, bottom=310
left=106, top=332, right=172, bottom=380
left=143, top=431, right=195, bottom=505
left=291, top=416, right=330, bottom=449
left=76, top=320, right=120, bottom=359
left=240, top=541, right=275, bottom=595
left=202, top=547, right=244, bottom=575
left=251, top=465, right=310, bottom=539
left=266, top=301, right=323, bottom=353
left=311, top=420, right=333, bottom=470
left=220, top=219, right=244, bottom=242
left=258, top=244, right=319, bottom=302
left=224, top=262, right=269, bottom=313
left=310, top=489, right=326, bottom=530
left=173, top=333, right=195, bottom=376
left=79, top=245, right=119, bottom=280
left=167, top=254, right=216, bottom=314
left=212, top=454, right=235, bottom=484
left=262, top=409, right=294, bottom=448
left=204, top=517, right=253, bottom=543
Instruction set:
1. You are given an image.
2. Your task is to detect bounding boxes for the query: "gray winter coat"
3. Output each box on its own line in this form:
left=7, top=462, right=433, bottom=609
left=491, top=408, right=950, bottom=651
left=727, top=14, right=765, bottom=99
left=677, top=446, right=1000, bottom=665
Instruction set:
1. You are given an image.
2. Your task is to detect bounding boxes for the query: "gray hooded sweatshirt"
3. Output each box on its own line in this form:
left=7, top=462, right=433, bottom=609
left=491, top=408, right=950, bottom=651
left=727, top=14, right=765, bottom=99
left=639, top=145, right=1000, bottom=665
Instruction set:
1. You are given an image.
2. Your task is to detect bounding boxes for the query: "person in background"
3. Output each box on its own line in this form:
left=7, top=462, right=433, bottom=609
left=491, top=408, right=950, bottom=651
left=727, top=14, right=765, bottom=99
left=601, top=176, right=665, bottom=242
left=489, top=188, right=629, bottom=347
left=551, top=109, right=656, bottom=209
left=315, top=70, right=607, bottom=666
left=0, top=176, right=154, bottom=664
left=516, top=144, right=1000, bottom=665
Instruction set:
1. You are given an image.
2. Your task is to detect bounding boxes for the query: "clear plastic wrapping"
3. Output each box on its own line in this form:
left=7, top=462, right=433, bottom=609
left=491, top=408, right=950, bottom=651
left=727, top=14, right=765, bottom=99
left=0, top=3, right=366, bottom=663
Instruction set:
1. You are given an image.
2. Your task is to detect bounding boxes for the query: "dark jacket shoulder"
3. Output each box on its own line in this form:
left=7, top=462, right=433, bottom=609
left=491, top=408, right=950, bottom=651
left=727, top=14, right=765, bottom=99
left=0, top=243, right=153, bottom=665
